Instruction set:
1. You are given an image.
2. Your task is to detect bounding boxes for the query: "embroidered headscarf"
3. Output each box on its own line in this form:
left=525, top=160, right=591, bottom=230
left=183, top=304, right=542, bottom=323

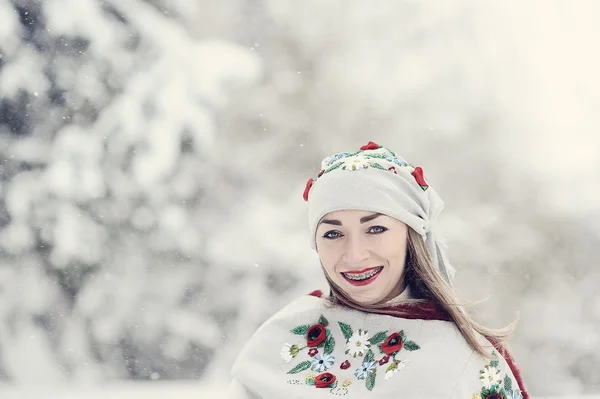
left=303, top=141, right=455, bottom=286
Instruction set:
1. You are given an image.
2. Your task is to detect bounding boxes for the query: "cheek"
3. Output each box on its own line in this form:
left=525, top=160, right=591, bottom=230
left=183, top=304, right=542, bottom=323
left=317, top=244, right=340, bottom=270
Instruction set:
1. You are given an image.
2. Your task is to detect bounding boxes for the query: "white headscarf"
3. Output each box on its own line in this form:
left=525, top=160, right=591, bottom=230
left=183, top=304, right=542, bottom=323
left=304, top=142, right=455, bottom=287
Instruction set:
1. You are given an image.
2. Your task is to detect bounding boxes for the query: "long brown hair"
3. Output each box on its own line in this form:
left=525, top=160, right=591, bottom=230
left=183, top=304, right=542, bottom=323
left=323, top=227, right=518, bottom=359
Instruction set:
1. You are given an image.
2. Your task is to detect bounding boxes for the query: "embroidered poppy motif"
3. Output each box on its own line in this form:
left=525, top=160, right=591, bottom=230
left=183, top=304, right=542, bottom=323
left=285, top=315, right=337, bottom=376
left=307, top=324, right=327, bottom=347
left=360, top=141, right=382, bottom=151
left=314, top=372, right=337, bottom=388
left=303, top=178, right=314, bottom=202
left=411, top=166, right=429, bottom=191
left=284, top=316, right=421, bottom=393
left=473, top=353, right=523, bottom=399
left=337, top=322, right=420, bottom=391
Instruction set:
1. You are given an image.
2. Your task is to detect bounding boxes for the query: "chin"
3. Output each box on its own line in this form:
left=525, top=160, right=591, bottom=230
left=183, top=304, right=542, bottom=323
left=348, top=291, right=384, bottom=306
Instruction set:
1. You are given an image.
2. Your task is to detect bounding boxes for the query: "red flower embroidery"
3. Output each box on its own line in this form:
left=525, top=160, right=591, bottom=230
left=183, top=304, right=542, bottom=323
left=314, top=372, right=337, bottom=388
left=388, top=166, right=397, bottom=174
left=317, top=169, right=325, bottom=178
left=308, top=348, right=319, bottom=357
left=306, top=324, right=327, bottom=347
left=486, top=394, right=502, bottom=399
left=360, top=141, right=381, bottom=151
left=340, top=360, right=351, bottom=370
left=303, top=178, right=314, bottom=202
left=411, top=167, right=429, bottom=191
left=378, top=355, right=390, bottom=366
left=381, top=333, right=403, bottom=355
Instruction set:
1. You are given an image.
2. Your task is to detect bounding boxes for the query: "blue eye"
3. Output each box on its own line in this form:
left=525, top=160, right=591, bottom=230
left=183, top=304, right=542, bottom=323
left=323, top=231, right=343, bottom=240
left=368, top=226, right=388, bottom=235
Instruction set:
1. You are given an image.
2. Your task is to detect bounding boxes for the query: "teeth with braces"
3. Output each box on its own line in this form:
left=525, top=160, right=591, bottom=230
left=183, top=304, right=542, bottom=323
left=343, top=267, right=382, bottom=281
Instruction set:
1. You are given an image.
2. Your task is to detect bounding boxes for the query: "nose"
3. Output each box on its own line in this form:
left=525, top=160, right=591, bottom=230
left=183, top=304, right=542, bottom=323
left=342, top=234, right=370, bottom=264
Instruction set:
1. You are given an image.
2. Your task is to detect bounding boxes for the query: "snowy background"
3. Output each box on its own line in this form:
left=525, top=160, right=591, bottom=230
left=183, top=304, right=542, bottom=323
left=0, top=0, right=599, bottom=397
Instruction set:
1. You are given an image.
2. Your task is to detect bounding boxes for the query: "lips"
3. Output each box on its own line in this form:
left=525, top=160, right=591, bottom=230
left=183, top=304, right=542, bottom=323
left=341, top=266, right=384, bottom=286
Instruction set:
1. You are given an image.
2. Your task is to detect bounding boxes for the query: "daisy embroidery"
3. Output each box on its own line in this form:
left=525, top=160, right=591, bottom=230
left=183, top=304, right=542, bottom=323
left=479, top=364, right=503, bottom=389
left=384, top=359, right=408, bottom=381
left=341, top=156, right=370, bottom=171
left=280, top=343, right=299, bottom=363
left=311, top=353, right=336, bottom=373
left=345, top=329, right=371, bottom=357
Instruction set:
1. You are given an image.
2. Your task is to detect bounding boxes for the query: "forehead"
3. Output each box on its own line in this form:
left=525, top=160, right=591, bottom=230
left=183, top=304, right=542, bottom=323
left=322, top=210, right=379, bottom=220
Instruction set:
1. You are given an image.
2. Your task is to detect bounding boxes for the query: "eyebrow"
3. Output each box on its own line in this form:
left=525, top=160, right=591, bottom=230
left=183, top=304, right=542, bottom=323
left=319, top=213, right=382, bottom=226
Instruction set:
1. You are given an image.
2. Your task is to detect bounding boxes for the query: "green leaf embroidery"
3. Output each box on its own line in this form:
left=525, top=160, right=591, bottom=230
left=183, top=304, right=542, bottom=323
left=504, top=374, right=513, bottom=392
left=367, top=162, right=387, bottom=171
left=291, top=324, right=311, bottom=335
left=377, top=343, right=384, bottom=354
left=399, top=330, right=406, bottom=341
left=403, top=341, right=421, bottom=351
left=287, top=361, right=311, bottom=374
left=366, top=369, right=377, bottom=391
left=364, top=349, right=375, bottom=363
left=325, top=162, right=343, bottom=173
left=318, top=315, right=329, bottom=328
left=338, top=322, right=353, bottom=341
left=368, top=331, right=388, bottom=346
left=324, top=334, right=336, bottom=355
left=385, top=360, right=400, bottom=373
left=490, top=360, right=499, bottom=368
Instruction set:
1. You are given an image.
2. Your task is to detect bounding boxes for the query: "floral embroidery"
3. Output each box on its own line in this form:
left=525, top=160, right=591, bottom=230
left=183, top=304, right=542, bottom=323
left=280, top=343, right=300, bottom=363
left=312, top=353, right=336, bottom=373
left=480, top=364, right=502, bottom=389
left=307, top=324, right=328, bottom=347
left=338, top=322, right=420, bottom=391
left=345, top=329, right=371, bottom=357
left=360, top=141, right=381, bottom=151
left=381, top=332, right=403, bottom=355
left=411, top=166, right=429, bottom=191
left=354, top=359, right=377, bottom=380
left=284, top=316, right=421, bottom=394
left=285, top=314, right=336, bottom=376
left=302, top=141, right=414, bottom=201
left=314, top=372, right=337, bottom=388
left=384, top=359, right=408, bottom=380
left=303, top=178, right=314, bottom=201
left=473, top=353, right=523, bottom=399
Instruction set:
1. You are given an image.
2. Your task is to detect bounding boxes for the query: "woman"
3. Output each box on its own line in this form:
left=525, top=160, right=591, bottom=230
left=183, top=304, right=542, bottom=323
left=228, top=141, right=528, bottom=398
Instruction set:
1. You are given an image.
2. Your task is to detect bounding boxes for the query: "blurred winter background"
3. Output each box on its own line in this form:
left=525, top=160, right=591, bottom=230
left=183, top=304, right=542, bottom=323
left=0, top=0, right=599, bottom=397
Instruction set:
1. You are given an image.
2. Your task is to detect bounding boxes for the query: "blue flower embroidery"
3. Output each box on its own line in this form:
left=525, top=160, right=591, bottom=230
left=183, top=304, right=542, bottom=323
left=327, top=152, right=349, bottom=166
left=354, top=361, right=377, bottom=380
left=311, top=353, right=335, bottom=373
left=508, top=389, right=523, bottom=399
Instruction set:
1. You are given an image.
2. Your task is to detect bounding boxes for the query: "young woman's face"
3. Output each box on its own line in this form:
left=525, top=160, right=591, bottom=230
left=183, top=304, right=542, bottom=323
left=315, top=210, right=409, bottom=305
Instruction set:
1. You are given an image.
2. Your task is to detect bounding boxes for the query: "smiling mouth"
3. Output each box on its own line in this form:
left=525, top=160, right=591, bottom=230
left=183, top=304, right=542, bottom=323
left=341, top=266, right=384, bottom=285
